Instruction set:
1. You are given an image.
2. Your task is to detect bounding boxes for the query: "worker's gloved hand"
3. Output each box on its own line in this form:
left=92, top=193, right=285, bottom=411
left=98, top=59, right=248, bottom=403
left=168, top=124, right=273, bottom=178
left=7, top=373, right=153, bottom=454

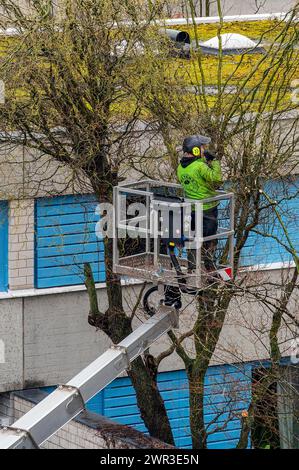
left=204, top=150, right=217, bottom=162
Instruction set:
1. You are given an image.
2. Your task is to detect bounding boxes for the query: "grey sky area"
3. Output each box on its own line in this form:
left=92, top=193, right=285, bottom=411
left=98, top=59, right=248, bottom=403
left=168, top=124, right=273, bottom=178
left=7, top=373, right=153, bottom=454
left=209, top=0, right=296, bottom=15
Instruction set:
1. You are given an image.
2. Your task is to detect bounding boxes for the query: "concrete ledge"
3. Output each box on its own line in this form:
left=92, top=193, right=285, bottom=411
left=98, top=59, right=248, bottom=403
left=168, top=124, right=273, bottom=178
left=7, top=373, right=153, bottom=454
left=0, top=260, right=295, bottom=300
left=0, top=278, right=143, bottom=300
left=0, top=13, right=291, bottom=36
left=163, top=12, right=290, bottom=26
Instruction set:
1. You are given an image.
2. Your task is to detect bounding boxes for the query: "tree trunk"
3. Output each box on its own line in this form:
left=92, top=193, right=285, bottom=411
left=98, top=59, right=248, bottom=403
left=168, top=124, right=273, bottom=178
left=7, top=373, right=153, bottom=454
left=86, top=180, right=174, bottom=445
left=128, top=356, right=175, bottom=444
left=100, top=295, right=175, bottom=445
left=185, top=288, right=233, bottom=448
left=199, top=0, right=203, bottom=17
left=205, top=0, right=210, bottom=16
left=236, top=405, right=253, bottom=449
left=188, top=368, right=207, bottom=449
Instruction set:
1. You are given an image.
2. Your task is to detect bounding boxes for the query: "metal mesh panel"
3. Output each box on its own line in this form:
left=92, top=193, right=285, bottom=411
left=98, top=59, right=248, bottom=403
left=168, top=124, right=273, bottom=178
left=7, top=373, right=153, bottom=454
left=113, top=180, right=235, bottom=289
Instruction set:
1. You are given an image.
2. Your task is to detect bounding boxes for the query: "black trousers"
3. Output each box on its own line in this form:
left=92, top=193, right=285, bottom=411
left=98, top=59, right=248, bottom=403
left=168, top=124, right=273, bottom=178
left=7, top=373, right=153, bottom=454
left=188, top=205, right=218, bottom=272
left=164, top=206, right=218, bottom=303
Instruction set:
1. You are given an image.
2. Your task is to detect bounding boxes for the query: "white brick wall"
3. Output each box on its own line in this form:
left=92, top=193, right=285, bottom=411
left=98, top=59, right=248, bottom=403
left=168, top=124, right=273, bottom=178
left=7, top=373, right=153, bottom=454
left=0, top=394, right=14, bottom=420
left=0, top=393, right=172, bottom=449
left=9, top=200, right=35, bottom=290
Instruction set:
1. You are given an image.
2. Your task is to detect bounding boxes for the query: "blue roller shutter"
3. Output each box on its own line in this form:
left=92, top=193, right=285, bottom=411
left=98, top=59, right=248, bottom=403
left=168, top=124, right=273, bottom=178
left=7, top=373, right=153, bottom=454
left=35, top=194, right=105, bottom=288
left=45, top=364, right=250, bottom=449
left=97, top=364, right=252, bottom=449
left=43, top=363, right=252, bottom=448
left=239, top=178, right=299, bottom=267
left=45, top=361, right=297, bottom=448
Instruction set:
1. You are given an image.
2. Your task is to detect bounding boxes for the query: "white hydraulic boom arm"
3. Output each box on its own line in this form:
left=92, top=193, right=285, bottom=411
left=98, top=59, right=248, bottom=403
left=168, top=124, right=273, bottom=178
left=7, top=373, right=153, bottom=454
left=0, top=306, right=179, bottom=449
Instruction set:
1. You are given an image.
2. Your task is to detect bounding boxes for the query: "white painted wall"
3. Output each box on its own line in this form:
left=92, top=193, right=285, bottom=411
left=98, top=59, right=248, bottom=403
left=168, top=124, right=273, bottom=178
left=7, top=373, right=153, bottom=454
left=168, top=0, right=295, bottom=17
left=9, top=200, right=34, bottom=290
left=0, top=268, right=296, bottom=393
left=0, top=299, right=23, bottom=391
left=209, top=1, right=295, bottom=16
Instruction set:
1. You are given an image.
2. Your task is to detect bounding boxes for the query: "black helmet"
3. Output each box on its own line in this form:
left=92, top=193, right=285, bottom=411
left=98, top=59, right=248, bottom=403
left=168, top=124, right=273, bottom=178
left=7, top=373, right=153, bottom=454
left=182, top=134, right=211, bottom=156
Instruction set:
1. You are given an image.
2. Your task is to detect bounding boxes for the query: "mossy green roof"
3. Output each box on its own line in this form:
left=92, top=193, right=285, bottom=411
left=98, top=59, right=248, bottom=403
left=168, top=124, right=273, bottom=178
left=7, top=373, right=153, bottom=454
left=0, top=19, right=297, bottom=116
left=173, top=19, right=296, bottom=42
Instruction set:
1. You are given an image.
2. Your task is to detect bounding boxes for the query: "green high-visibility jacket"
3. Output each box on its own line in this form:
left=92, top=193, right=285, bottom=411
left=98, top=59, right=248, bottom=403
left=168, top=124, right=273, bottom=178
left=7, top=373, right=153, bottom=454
left=177, top=156, right=223, bottom=210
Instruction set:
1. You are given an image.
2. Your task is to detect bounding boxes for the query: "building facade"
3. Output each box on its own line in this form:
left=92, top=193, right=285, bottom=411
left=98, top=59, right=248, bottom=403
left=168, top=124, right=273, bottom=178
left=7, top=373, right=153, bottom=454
left=0, top=10, right=298, bottom=448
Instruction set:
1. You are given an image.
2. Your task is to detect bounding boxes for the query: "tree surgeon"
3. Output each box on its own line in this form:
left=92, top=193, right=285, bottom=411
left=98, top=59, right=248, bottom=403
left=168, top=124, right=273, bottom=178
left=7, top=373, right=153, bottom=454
left=164, top=134, right=223, bottom=307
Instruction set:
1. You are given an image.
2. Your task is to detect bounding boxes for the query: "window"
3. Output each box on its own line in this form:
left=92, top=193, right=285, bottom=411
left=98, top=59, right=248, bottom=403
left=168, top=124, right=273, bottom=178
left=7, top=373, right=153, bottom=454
left=35, top=194, right=105, bottom=288
left=0, top=201, right=8, bottom=292
left=277, top=364, right=299, bottom=449
left=251, top=367, right=280, bottom=449
left=251, top=363, right=299, bottom=449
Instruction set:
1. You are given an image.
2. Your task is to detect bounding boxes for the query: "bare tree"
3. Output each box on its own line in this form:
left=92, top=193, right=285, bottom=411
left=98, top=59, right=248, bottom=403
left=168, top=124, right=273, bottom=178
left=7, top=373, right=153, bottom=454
left=0, top=0, right=184, bottom=445
left=0, top=0, right=298, bottom=448
left=137, top=1, right=299, bottom=447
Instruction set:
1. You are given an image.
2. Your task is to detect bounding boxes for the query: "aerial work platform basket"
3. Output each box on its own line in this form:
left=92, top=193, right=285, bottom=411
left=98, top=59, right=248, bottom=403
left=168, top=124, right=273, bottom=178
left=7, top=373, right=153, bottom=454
left=0, top=183, right=234, bottom=449
left=113, top=180, right=235, bottom=290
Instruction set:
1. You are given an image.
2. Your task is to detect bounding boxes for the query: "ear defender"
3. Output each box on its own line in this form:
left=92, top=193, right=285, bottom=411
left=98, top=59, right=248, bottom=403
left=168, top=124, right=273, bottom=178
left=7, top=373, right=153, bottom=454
left=192, top=146, right=201, bottom=157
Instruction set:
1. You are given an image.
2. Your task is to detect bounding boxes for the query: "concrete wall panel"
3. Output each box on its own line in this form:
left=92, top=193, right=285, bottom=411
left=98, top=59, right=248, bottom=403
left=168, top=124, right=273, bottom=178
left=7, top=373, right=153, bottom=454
left=23, top=290, right=111, bottom=387
left=0, top=299, right=23, bottom=392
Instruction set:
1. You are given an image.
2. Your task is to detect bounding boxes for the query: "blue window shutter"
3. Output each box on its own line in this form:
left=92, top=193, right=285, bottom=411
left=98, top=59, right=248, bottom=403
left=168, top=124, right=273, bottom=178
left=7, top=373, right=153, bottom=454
left=35, top=194, right=105, bottom=288
left=42, top=363, right=254, bottom=449
left=0, top=201, right=8, bottom=292
left=240, top=178, right=299, bottom=267
left=83, top=365, right=252, bottom=449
